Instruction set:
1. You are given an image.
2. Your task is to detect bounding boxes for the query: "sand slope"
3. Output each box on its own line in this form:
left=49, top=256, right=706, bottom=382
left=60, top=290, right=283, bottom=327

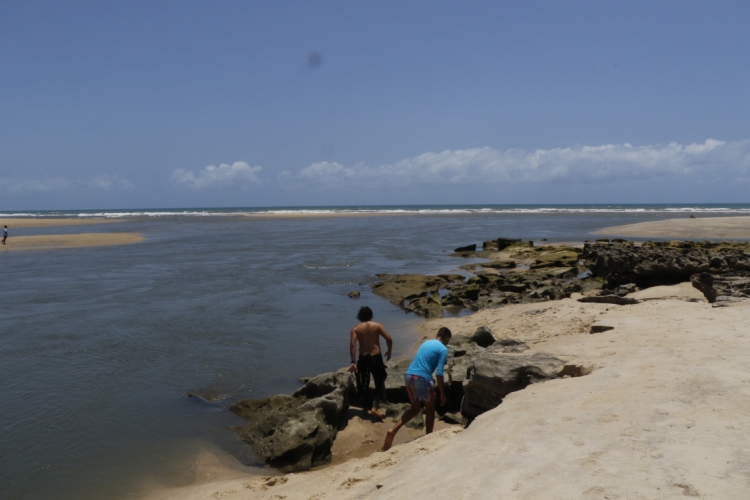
left=144, top=290, right=750, bottom=499
left=1, top=233, right=144, bottom=251
left=598, top=216, right=750, bottom=239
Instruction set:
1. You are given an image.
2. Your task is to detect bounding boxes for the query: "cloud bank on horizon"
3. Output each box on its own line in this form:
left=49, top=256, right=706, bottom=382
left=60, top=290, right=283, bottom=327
left=277, top=138, right=750, bottom=188
left=4, top=138, right=750, bottom=196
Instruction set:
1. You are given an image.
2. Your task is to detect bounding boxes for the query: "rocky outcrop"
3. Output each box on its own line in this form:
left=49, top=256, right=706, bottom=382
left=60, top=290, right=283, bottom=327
left=370, top=274, right=465, bottom=317
left=461, top=351, right=566, bottom=419
left=454, top=244, right=477, bottom=252
left=230, top=372, right=354, bottom=472
left=691, top=271, right=750, bottom=303
left=582, top=241, right=750, bottom=288
left=482, top=238, right=533, bottom=251
left=442, top=268, right=588, bottom=311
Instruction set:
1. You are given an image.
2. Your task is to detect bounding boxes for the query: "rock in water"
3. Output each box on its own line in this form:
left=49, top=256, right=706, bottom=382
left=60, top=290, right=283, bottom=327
left=347, top=290, right=360, bottom=298
left=470, top=326, right=496, bottom=348
left=454, top=244, right=477, bottom=252
left=229, top=372, right=354, bottom=472
left=462, top=350, right=565, bottom=419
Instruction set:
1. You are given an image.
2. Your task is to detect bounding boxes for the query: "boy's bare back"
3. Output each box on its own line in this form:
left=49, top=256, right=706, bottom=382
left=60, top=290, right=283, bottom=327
left=351, top=321, right=392, bottom=359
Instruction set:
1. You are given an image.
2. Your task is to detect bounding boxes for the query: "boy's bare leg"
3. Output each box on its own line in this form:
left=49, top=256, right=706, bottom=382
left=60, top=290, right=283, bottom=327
left=424, top=399, right=436, bottom=434
left=383, top=401, right=421, bottom=450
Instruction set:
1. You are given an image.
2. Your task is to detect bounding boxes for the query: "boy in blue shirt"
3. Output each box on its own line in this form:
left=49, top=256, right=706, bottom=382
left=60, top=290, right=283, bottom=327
left=383, top=327, right=451, bottom=450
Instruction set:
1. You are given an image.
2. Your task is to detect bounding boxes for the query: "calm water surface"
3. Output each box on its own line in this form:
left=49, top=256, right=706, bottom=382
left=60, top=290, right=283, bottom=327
left=2, top=206, right=748, bottom=499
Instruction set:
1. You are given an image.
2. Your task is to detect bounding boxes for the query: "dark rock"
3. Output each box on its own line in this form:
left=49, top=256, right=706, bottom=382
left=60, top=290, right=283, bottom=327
left=482, top=238, right=529, bottom=251
left=230, top=372, right=354, bottom=472
left=441, top=412, right=467, bottom=425
left=691, top=272, right=717, bottom=303
left=462, top=351, right=566, bottom=419
left=382, top=357, right=412, bottom=403
left=454, top=244, right=477, bottom=252
left=590, top=324, right=615, bottom=333
left=578, top=295, right=640, bottom=305
left=347, top=290, right=360, bottom=298
left=692, top=271, right=750, bottom=303
left=370, top=274, right=464, bottom=316
left=614, top=283, right=638, bottom=296
left=581, top=241, right=750, bottom=288
left=470, top=326, right=496, bottom=348
left=403, top=292, right=443, bottom=317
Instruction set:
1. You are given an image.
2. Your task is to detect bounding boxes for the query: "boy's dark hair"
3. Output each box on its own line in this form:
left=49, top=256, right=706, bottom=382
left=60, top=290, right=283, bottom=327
left=357, top=306, right=373, bottom=322
left=437, top=327, right=452, bottom=339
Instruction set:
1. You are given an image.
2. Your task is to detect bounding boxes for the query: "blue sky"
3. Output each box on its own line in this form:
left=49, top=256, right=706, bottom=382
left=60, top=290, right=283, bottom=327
left=1, top=1, right=750, bottom=209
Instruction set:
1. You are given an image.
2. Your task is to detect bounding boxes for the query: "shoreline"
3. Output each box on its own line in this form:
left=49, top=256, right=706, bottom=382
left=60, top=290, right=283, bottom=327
left=598, top=215, right=750, bottom=239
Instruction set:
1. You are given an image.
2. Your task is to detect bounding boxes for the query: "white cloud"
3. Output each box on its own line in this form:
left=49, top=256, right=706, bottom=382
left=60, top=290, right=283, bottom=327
left=172, top=161, right=263, bottom=189
left=280, top=139, right=750, bottom=188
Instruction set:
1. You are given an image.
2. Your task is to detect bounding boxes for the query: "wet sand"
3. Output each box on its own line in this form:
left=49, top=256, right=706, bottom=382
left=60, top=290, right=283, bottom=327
left=1, top=233, right=144, bottom=251
left=598, top=215, right=750, bottom=239
left=0, top=218, right=118, bottom=228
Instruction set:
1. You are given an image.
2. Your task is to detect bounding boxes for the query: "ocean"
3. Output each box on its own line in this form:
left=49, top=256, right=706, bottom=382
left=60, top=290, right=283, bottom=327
left=2, top=204, right=749, bottom=499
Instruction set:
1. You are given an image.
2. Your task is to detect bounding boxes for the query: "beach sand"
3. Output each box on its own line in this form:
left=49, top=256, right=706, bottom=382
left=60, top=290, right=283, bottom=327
left=1, top=233, right=144, bottom=251
left=598, top=215, right=750, bottom=239
left=0, top=218, right=118, bottom=228
left=142, top=282, right=750, bottom=499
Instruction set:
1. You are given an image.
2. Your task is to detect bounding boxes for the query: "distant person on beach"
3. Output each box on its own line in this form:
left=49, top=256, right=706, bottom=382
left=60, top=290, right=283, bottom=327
left=383, top=327, right=451, bottom=450
left=2, top=225, right=6, bottom=245
left=349, top=306, right=392, bottom=421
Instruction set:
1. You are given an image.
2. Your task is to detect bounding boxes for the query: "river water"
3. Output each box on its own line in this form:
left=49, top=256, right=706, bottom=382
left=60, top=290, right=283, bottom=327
left=2, top=205, right=749, bottom=499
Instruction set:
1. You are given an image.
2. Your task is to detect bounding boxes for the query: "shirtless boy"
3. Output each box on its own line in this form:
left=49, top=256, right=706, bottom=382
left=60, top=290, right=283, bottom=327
left=349, top=306, right=393, bottom=421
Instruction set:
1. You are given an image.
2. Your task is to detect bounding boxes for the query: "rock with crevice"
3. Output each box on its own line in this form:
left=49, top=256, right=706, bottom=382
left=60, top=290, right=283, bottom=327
left=462, top=351, right=566, bottom=419
left=230, top=371, right=354, bottom=472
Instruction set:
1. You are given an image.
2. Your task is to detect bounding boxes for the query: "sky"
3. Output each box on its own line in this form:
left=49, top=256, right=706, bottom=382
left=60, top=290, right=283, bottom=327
left=1, top=0, right=750, bottom=210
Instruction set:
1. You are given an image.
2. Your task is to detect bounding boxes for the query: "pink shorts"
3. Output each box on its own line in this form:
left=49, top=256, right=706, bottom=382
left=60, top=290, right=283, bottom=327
left=404, top=374, right=435, bottom=403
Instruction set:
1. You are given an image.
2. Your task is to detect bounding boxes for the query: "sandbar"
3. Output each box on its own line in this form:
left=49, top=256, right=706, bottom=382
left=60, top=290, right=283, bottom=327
left=1, top=233, right=144, bottom=251
left=242, top=212, right=413, bottom=219
left=0, top=218, right=118, bottom=228
left=144, top=287, right=750, bottom=499
left=598, top=215, right=750, bottom=239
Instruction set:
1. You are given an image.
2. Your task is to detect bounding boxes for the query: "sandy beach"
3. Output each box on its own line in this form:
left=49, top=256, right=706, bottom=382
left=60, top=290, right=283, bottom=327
left=1, top=233, right=144, bottom=251
left=598, top=215, right=750, bottom=239
left=143, top=278, right=750, bottom=499
left=0, top=218, right=118, bottom=228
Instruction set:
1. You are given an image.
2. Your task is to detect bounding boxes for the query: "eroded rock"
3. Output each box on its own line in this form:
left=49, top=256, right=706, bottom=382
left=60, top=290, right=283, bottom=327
left=462, top=351, right=566, bottom=419
left=370, top=274, right=465, bottom=315
left=230, top=372, right=354, bottom=472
